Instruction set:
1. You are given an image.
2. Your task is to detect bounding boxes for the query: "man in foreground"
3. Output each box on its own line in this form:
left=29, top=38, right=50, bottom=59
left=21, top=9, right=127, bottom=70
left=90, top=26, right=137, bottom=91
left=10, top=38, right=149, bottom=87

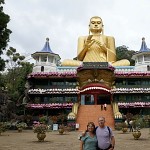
left=96, top=116, right=115, bottom=150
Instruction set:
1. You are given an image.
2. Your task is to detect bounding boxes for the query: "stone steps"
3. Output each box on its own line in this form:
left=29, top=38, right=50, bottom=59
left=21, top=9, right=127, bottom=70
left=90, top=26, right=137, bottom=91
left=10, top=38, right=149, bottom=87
left=76, top=105, right=115, bottom=131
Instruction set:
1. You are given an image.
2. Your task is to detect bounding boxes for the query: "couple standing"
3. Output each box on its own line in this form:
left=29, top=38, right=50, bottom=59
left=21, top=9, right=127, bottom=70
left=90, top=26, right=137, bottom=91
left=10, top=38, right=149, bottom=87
left=80, top=117, right=115, bottom=150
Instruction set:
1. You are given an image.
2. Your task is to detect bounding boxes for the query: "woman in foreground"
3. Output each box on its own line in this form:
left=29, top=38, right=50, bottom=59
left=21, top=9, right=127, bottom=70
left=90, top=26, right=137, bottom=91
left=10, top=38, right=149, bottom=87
left=80, top=122, right=97, bottom=150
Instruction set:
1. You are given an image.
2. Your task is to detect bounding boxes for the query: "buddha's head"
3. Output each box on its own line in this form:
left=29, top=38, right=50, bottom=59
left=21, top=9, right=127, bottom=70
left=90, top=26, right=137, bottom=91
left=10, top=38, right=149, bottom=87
left=89, top=16, right=104, bottom=34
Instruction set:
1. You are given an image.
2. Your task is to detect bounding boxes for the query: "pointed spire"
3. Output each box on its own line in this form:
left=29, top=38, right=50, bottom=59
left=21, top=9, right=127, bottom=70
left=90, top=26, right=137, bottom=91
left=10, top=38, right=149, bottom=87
left=139, top=37, right=150, bottom=52
left=41, top=38, right=54, bottom=53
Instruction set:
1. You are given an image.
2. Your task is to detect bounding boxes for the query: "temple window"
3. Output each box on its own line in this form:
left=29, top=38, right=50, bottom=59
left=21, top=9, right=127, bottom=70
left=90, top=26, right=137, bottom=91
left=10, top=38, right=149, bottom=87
left=144, top=55, right=150, bottom=61
left=97, top=94, right=111, bottom=104
left=138, top=55, right=143, bottom=63
left=81, top=94, right=94, bottom=105
left=41, top=66, right=44, bottom=72
left=48, top=56, right=54, bottom=63
left=37, top=56, right=39, bottom=62
left=147, top=65, right=150, bottom=71
left=41, top=55, right=47, bottom=62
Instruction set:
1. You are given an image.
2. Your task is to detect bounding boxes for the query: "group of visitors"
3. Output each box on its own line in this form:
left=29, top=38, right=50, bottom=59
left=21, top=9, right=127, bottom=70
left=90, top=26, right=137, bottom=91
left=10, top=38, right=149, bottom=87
left=101, top=104, right=107, bottom=111
left=125, top=119, right=134, bottom=132
left=79, top=116, right=115, bottom=150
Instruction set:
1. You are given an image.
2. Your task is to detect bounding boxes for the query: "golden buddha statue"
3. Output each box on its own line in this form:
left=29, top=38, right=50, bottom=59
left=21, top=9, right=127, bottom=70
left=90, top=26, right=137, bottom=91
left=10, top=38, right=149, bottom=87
left=61, top=16, right=130, bottom=66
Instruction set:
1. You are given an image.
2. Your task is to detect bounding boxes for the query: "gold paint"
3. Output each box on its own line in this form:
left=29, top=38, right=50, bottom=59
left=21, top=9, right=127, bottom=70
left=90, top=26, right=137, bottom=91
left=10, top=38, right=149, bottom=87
left=77, top=69, right=115, bottom=88
left=67, top=103, right=79, bottom=119
left=61, top=16, right=130, bottom=66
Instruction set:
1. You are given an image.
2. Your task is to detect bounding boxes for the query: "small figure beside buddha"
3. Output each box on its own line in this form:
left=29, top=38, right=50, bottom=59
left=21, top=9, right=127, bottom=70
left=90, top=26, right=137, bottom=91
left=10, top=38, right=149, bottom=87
left=61, top=16, right=130, bottom=67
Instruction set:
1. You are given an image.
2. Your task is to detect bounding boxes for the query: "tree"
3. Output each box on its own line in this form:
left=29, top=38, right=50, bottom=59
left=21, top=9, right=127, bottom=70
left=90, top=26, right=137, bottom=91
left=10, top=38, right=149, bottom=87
left=5, top=47, right=25, bottom=69
left=0, top=61, right=33, bottom=120
left=4, top=47, right=33, bottom=102
left=116, top=45, right=136, bottom=66
left=0, top=0, right=12, bottom=71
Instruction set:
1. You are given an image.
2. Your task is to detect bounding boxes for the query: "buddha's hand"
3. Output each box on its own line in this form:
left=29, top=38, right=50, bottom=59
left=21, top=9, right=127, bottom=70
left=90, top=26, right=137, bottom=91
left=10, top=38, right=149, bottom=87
left=85, top=39, right=95, bottom=49
left=95, top=40, right=107, bottom=52
left=84, top=35, right=95, bottom=49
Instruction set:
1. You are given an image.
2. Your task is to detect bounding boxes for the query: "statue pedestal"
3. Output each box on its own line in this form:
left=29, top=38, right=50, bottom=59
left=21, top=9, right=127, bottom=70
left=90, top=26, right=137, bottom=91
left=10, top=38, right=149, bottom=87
left=77, top=62, right=115, bottom=89
left=76, top=62, right=115, bottom=130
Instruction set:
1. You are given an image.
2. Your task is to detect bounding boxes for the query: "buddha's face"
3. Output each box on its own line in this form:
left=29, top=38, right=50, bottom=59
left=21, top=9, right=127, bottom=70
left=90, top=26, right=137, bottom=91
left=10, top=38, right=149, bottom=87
left=89, top=17, right=103, bottom=33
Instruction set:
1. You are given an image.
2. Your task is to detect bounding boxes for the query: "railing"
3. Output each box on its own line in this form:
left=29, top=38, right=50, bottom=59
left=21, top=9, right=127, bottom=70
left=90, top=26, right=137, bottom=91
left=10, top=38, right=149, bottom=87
left=111, top=88, right=150, bottom=93
left=118, top=102, right=150, bottom=108
left=115, top=85, right=150, bottom=88
left=57, top=66, right=77, bottom=72
left=26, top=103, right=74, bottom=109
left=115, top=66, right=135, bottom=71
left=34, top=85, right=77, bottom=89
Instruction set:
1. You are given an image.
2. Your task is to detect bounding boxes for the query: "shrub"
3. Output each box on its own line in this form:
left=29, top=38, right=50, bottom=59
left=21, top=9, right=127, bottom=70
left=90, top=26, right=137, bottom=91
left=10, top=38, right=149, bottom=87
left=33, top=123, right=47, bottom=134
left=0, top=122, right=8, bottom=134
left=16, top=122, right=27, bottom=129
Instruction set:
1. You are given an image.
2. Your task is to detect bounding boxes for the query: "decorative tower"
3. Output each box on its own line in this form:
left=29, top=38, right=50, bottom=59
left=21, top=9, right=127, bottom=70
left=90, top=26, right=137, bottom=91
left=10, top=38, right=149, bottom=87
left=31, top=38, right=61, bottom=72
left=132, top=37, right=150, bottom=71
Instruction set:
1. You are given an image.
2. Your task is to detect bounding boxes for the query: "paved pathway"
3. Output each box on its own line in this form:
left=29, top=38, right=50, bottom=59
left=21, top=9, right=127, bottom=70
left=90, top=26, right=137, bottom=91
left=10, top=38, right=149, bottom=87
left=0, top=128, right=150, bottom=150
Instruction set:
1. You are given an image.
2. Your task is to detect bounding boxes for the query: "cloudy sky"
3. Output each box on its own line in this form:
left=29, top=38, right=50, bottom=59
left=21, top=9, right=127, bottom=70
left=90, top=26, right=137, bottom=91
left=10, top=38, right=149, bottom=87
left=3, top=0, right=150, bottom=62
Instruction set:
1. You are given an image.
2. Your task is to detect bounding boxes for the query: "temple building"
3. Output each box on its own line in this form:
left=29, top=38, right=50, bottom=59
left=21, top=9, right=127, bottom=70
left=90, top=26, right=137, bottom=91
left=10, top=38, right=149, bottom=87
left=113, top=37, right=150, bottom=117
left=26, top=38, right=150, bottom=130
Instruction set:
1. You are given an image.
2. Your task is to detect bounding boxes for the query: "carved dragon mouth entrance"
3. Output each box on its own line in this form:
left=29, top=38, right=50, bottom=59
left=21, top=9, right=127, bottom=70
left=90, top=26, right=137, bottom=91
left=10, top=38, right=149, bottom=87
left=78, top=83, right=112, bottom=105
left=77, top=62, right=115, bottom=90
left=77, top=62, right=115, bottom=105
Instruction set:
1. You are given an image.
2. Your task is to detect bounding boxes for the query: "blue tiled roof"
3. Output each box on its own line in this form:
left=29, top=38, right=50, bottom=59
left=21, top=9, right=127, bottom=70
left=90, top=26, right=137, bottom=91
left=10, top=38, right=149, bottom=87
left=41, top=38, right=54, bottom=53
left=139, top=37, right=150, bottom=52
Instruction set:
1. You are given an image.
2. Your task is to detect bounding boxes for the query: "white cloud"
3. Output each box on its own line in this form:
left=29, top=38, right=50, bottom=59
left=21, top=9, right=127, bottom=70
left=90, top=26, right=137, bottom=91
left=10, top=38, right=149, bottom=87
left=3, top=0, right=150, bottom=62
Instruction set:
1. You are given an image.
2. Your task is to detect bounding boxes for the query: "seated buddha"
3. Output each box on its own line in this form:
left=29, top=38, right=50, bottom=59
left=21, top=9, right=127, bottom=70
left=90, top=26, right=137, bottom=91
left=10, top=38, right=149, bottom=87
left=61, top=16, right=130, bottom=67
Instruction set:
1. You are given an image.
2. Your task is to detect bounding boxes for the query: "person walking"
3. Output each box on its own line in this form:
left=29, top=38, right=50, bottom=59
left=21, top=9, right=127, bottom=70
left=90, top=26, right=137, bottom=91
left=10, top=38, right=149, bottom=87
left=80, top=122, right=98, bottom=150
left=129, top=119, right=133, bottom=132
left=96, top=117, right=115, bottom=150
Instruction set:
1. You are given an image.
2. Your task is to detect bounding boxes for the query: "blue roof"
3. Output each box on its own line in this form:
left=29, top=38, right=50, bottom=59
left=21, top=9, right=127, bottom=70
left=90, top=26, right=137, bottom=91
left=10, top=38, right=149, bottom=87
left=41, top=38, right=54, bottom=53
left=139, top=37, right=150, bottom=52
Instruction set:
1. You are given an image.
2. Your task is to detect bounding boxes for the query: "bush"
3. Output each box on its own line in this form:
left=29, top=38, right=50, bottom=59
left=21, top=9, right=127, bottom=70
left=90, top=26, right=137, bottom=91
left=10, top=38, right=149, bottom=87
left=115, top=122, right=127, bottom=131
left=16, top=122, right=27, bottom=129
left=39, top=116, right=47, bottom=124
left=0, top=122, right=8, bottom=134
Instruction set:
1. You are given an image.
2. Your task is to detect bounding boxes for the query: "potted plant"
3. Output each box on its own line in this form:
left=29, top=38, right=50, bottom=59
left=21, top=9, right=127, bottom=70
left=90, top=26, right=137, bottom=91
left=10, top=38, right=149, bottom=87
left=114, top=122, right=122, bottom=131
left=0, top=122, right=7, bottom=135
left=33, top=123, right=47, bottom=141
left=132, top=122, right=141, bottom=140
left=121, top=122, right=128, bottom=133
left=58, top=124, right=65, bottom=135
left=16, top=122, right=27, bottom=132
left=132, top=116, right=143, bottom=140
left=67, top=122, right=76, bottom=131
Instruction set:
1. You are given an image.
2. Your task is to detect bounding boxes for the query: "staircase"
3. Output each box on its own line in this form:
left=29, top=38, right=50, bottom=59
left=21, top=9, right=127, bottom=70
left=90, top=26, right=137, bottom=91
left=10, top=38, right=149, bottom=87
left=76, top=105, right=115, bottom=131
